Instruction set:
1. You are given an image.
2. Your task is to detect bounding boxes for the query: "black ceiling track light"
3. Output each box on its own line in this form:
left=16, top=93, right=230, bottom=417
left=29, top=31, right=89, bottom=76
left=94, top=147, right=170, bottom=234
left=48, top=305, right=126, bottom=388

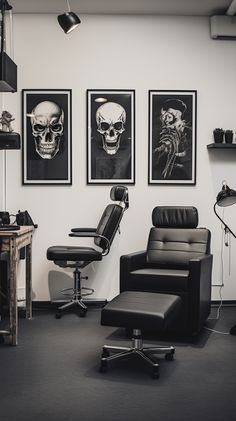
left=0, top=0, right=17, bottom=92
left=0, top=0, right=20, bottom=149
left=57, top=0, right=81, bottom=34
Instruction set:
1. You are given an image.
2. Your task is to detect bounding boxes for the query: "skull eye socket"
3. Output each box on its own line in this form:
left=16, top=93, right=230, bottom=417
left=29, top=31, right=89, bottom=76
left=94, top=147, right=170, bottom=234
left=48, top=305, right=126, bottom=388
left=51, top=124, right=63, bottom=132
left=114, top=122, right=123, bottom=131
left=34, top=124, right=45, bottom=132
left=100, top=122, right=110, bottom=131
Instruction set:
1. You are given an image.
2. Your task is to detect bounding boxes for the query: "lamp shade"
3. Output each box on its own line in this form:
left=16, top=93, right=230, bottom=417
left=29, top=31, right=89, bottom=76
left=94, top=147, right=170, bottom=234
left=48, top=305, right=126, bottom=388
left=57, top=12, right=81, bottom=34
left=216, top=183, right=236, bottom=207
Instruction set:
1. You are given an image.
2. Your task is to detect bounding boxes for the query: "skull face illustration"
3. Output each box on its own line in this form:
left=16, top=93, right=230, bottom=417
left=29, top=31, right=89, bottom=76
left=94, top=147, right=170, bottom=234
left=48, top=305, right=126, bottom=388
left=30, top=101, right=64, bottom=159
left=96, top=102, right=126, bottom=155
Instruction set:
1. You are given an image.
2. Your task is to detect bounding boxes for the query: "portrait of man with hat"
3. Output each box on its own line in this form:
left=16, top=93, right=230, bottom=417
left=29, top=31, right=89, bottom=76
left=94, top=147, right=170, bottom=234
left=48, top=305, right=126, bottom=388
left=150, top=91, right=196, bottom=184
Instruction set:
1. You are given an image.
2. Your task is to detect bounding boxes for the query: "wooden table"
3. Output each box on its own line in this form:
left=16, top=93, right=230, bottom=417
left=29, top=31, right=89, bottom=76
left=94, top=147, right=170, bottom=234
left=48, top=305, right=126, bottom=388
left=0, top=226, right=34, bottom=345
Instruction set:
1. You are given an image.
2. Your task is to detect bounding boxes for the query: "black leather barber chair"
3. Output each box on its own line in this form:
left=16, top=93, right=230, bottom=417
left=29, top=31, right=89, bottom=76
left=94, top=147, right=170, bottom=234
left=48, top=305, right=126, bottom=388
left=47, top=185, right=129, bottom=318
left=120, top=206, right=213, bottom=335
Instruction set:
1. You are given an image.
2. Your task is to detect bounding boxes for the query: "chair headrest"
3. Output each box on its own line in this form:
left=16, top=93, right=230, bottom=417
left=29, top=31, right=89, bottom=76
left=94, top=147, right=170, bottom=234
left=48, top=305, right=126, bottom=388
left=110, top=185, right=129, bottom=209
left=152, top=206, right=198, bottom=228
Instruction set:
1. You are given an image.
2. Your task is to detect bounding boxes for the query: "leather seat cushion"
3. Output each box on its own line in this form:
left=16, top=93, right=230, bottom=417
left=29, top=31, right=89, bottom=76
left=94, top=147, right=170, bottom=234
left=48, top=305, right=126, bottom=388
left=47, top=246, right=102, bottom=262
left=129, top=268, right=189, bottom=292
left=101, top=291, right=182, bottom=331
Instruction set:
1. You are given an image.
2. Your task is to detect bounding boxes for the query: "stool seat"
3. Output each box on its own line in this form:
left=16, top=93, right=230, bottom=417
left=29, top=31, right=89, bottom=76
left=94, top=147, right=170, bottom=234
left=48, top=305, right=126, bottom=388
left=47, top=245, right=103, bottom=262
left=101, top=291, right=182, bottom=331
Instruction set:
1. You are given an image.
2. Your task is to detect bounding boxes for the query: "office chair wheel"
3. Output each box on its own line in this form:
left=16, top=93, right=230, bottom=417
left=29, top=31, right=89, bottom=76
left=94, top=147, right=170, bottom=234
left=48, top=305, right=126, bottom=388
left=55, top=312, right=62, bottom=319
left=151, top=367, right=160, bottom=379
left=100, top=360, right=108, bottom=373
left=165, top=350, right=175, bottom=361
left=2, top=334, right=11, bottom=345
left=79, top=309, right=87, bottom=317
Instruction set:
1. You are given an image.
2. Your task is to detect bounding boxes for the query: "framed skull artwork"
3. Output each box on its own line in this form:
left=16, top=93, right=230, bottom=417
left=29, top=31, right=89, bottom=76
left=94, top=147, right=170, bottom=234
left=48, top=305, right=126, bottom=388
left=87, top=89, right=135, bottom=184
left=149, top=90, right=197, bottom=185
left=22, top=89, right=72, bottom=185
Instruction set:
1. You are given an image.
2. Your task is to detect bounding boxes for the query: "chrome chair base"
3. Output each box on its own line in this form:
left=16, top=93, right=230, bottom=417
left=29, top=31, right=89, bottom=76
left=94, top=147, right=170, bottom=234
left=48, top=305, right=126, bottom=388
left=56, top=298, right=88, bottom=318
left=100, top=329, right=175, bottom=378
left=55, top=268, right=93, bottom=318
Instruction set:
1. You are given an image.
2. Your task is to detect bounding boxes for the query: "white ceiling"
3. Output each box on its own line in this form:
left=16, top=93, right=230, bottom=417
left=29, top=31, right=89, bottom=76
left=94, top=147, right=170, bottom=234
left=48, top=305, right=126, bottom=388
left=9, top=0, right=234, bottom=16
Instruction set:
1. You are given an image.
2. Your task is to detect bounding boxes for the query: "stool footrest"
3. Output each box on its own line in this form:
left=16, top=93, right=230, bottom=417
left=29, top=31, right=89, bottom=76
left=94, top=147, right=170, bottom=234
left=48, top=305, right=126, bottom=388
left=100, top=291, right=180, bottom=377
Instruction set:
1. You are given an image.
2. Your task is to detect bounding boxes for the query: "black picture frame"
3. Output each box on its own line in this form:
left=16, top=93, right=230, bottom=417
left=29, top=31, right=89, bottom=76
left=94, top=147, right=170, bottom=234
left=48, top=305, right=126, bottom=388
left=148, top=90, right=197, bottom=185
left=87, top=89, right=135, bottom=184
left=22, top=89, right=72, bottom=185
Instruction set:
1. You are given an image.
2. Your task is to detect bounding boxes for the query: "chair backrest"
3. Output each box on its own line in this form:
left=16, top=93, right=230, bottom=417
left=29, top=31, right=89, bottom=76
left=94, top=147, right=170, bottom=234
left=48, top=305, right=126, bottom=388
left=146, top=206, right=211, bottom=269
left=94, top=185, right=129, bottom=251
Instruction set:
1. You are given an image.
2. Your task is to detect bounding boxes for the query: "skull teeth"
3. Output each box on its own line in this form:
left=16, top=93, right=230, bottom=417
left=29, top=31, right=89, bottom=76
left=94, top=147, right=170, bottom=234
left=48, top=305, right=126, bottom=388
left=40, top=146, right=55, bottom=152
left=106, top=139, right=119, bottom=145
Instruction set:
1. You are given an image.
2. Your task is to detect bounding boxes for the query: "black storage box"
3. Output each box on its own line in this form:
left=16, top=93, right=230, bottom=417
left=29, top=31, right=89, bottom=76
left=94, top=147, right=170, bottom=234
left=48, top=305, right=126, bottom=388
left=0, top=52, right=17, bottom=92
left=0, top=131, right=21, bottom=149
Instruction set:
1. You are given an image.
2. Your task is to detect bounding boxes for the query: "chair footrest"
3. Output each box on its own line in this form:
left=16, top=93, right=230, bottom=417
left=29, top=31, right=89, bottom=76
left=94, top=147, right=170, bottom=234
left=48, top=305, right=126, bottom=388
left=60, top=287, right=94, bottom=298
left=101, top=291, right=182, bottom=331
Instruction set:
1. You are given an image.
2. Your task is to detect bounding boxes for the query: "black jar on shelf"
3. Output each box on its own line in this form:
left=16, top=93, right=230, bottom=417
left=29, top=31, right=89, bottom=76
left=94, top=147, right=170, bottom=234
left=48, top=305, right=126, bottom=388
left=213, top=128, right=224, bottom=143
left=225, top=130, right=233, bottom=144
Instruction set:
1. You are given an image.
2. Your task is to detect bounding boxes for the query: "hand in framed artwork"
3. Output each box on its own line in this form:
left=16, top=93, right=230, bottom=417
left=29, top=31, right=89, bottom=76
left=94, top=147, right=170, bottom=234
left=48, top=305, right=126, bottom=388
left=148, top=90, right=197, bottom=185
left=22, top=89, right=72, bottom=185
left=87, top=89, right=135, bottom=185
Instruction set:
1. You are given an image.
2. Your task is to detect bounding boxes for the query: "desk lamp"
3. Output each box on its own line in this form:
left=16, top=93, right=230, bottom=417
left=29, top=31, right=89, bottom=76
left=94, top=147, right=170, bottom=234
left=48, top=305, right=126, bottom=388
left=214, top=181, right=236, bottom=335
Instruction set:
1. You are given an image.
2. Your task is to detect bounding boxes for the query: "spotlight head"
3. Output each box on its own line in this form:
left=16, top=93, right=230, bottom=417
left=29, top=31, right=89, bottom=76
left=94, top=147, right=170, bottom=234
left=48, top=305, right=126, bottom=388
left=57, top=12, right=81, bottom=34
left=216, top=183, right=236, bottom=207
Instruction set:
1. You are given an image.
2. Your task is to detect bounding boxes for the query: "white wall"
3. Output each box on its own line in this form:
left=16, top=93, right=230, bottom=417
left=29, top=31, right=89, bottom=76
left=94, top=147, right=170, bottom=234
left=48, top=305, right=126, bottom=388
left=1, top=14, right=236, bottom=301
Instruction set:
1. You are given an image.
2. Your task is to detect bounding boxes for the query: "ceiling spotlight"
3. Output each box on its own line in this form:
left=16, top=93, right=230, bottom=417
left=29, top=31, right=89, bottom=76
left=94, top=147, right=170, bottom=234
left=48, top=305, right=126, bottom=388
left=57, top=0, right=81, bottom=34
left=94, top=98, right=108, bottom=103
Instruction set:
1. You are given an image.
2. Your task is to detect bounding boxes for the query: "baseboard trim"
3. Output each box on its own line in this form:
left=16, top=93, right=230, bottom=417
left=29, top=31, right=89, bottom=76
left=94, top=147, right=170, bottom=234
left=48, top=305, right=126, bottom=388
left=211, top=300, right=236, bottom=306
left=32, top=300, right=107, bottom=310
left=29, top=299, right=236, bottom=311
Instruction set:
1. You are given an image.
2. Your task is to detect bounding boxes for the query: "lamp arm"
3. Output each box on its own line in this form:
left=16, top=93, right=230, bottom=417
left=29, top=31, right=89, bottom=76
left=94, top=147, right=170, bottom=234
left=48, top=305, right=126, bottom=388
left=214, top=202, right=236, bottom=239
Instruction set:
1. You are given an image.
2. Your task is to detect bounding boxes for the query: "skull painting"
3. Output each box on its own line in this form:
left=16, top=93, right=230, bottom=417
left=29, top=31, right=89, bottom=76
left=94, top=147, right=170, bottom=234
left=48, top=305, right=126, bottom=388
left=96, top=102, right=126, bottom=155
left=30, top=101, right=64, bottom=159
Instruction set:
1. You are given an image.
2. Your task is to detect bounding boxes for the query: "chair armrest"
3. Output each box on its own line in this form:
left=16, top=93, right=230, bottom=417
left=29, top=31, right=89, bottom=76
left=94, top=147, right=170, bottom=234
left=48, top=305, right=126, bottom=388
left=189, top=254, right=213, bottom=289
left=69, top=232, right=110, bottom=256
left=189, top=254, right=213, bottom=333
left=71, top=228, right=96, bottom=232
left=120, top=251, right=147, bottom=292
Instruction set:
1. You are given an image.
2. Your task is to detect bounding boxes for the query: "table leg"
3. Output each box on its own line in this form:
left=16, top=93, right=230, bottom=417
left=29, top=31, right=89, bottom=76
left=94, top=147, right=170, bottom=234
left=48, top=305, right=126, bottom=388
left=9, top=236, right=17, bottom=346
left=25, top=241, right=32, bottom=319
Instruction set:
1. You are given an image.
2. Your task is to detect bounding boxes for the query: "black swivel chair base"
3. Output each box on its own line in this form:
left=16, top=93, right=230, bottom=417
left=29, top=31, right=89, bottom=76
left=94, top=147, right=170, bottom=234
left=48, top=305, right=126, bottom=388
left=56, top=298, right=88, bottom=318
left=55, top=268, right=93, bottom=318
left=100, top=329, right=175, bottom=379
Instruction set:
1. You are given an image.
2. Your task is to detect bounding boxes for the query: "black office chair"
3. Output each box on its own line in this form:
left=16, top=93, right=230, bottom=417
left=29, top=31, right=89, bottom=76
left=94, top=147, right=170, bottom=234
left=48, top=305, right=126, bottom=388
left=47, top=185, right=129, bottom=318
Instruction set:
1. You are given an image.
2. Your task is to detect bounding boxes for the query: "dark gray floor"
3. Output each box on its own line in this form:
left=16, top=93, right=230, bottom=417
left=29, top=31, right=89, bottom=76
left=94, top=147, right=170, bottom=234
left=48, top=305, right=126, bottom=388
left=0, top=305, right=236, bottom=421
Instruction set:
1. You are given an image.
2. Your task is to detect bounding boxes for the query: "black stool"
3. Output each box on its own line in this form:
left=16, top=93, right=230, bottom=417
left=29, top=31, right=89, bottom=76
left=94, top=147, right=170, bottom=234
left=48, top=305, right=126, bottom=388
left=100, top=291, right=182, bottom=378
